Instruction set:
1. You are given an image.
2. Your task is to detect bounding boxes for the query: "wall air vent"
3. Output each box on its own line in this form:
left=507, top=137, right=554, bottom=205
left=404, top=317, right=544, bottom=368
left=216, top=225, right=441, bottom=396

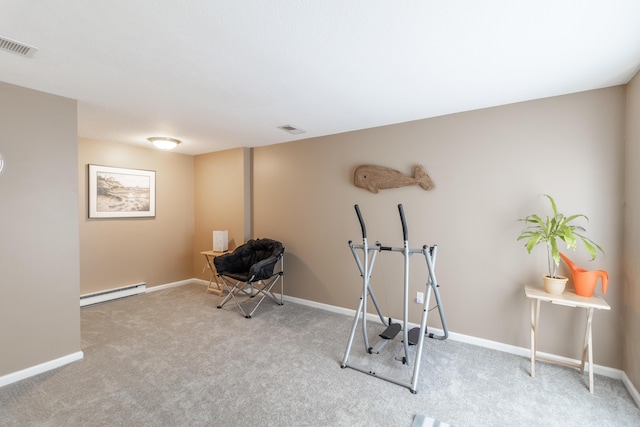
left=277, top=124, right=306, bottom=135
left=0, top=36, right=38, bottom=58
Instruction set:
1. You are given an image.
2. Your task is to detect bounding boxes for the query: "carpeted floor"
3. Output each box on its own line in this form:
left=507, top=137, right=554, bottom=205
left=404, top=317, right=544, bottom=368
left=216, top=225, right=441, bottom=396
left=1, top=282, right=639, bottom=426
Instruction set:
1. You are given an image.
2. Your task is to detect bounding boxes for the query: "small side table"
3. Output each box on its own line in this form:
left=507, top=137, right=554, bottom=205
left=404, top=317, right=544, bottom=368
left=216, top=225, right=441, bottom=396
left=201, top=250, right=228, bottom=295
left=524, top=285, right=610, bottom=393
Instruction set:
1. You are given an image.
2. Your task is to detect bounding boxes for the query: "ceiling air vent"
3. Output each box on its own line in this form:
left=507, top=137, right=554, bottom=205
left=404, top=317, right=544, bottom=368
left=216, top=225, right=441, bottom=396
left=0, top=36, right=38, bottom=58
left=277, top=124, right=306, bottom=135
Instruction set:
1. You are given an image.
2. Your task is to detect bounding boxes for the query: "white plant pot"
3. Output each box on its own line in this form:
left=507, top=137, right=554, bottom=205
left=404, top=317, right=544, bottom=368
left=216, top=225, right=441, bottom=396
left=543, top=275, right=568, bottom=295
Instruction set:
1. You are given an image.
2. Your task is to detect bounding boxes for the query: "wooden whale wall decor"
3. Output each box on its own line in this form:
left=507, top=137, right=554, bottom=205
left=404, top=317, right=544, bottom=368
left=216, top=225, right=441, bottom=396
left=354, top=165, right=435, bottom=193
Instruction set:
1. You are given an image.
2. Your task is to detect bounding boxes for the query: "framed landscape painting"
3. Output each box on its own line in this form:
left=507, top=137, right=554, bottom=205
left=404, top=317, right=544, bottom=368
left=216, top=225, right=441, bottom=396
left=88, top=164, right=156, bottom=218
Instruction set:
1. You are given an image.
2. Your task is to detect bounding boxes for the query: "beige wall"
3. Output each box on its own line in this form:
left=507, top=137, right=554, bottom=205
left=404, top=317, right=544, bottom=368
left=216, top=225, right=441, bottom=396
left=78, top=139, right=194, bottom=294
left=0, top=82, right=81, bottom=376
left=193, top=148, right=249, bottom=280
left=254, top=87, right=626, bottom=369
left=1, top=80, right=634, bottom=383
left=624, top=73, right=640, bottom=391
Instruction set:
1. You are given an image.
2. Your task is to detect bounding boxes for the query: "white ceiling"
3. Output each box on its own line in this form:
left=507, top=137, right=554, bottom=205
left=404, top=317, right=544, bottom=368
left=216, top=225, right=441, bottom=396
left=1, top=1, right=639, bottom=155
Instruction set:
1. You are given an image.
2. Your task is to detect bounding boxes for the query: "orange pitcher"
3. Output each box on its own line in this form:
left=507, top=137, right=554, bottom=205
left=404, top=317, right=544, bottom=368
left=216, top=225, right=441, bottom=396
left=559, top=252, right=608, bottom=297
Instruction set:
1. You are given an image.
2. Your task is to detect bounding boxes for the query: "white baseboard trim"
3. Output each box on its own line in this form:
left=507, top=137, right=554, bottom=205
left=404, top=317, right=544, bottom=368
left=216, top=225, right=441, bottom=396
left=622, top=371, right=640, bottom=408
left=281, top=294, right=625, bottom=381
left=145, top=279, right=196, bottom=293
left=282, top=294, right=356, bottom=317
left=0, top=351, right=83, bottom=388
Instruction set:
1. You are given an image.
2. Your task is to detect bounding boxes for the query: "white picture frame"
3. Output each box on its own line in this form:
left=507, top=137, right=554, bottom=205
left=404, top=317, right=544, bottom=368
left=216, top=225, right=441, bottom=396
left=88, top=164, right=156, bottom=218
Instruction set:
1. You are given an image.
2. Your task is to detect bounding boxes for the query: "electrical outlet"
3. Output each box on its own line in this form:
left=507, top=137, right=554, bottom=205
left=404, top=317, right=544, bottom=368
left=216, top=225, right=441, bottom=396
left=416, top=292, right=424, bottom=304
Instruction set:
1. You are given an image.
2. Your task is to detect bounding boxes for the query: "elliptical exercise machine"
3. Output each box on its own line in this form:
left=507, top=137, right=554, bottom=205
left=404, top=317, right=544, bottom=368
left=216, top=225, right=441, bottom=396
left=341, top=204, right=448, bottom=394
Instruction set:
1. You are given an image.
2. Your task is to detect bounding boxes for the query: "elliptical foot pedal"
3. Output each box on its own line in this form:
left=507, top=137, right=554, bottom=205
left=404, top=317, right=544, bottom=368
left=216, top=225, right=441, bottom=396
left=407, top=327, right=421, bottom=345
left=379, top=323, right=401, bottom=340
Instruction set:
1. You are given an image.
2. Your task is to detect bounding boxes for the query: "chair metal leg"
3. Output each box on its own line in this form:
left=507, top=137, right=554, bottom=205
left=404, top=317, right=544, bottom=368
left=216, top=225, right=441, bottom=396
left=244, top=273, right=284, bottom=318
left=216, top=271, right=284, bottom=318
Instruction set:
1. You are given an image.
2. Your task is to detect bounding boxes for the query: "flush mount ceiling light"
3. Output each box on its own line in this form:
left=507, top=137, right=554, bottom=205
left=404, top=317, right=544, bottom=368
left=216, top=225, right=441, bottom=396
left=148, top=137, right=181, bottom=150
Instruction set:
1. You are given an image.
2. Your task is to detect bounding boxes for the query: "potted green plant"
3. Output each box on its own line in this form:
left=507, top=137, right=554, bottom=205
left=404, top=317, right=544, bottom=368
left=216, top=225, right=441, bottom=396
left=517, top=194, right=604, bottom=295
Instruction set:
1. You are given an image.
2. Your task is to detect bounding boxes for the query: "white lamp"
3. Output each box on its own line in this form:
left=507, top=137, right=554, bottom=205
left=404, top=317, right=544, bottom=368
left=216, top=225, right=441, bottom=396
left=148, top=137, right=181, bottom=150
left=213, top=230, right=228, bottom=252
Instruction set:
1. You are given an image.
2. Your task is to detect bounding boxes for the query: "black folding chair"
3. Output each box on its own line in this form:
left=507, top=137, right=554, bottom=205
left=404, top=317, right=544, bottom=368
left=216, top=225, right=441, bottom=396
left=214, top=238, right=284, bottom=318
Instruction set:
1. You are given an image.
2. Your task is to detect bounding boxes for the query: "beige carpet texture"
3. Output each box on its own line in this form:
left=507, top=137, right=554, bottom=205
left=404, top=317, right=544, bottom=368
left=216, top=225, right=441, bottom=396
left=1, top=283, right=639, bottom=426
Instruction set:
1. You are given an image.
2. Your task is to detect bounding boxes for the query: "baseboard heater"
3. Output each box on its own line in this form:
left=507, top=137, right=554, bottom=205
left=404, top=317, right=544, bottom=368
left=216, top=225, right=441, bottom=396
left=80, top=283, right=146, bottom=307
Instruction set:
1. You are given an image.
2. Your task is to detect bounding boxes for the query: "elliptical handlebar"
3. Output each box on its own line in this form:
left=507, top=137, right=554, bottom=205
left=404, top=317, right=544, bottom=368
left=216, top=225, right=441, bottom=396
left=354, top=204, right=367, bottom=239
left=398, top=204, right=408, bottom=241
